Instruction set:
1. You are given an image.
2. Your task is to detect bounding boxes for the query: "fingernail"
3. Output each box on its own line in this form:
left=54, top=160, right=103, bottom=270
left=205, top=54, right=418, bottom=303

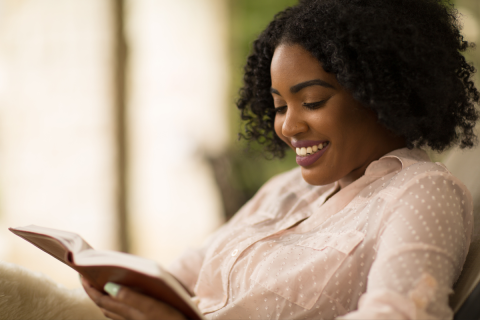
left=104, top=282, right=121, bottom=297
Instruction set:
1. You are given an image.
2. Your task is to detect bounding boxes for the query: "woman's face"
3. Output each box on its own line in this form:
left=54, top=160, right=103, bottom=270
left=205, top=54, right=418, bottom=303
left=272, top=43, right=405, bottom=187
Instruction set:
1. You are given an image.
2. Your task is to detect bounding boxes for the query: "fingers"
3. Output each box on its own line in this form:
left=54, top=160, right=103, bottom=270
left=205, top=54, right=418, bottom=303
left=107, top=284, right=186, bottom=320
left=115, top=286, right=159, bottom=312
left=83, top=280, right=186, bottom=320
left=81, top=278, right=128, bottom=319
left=81, top=277, right=104, bottom=303
left=97, top=293, right=144, bottom=320
left=100, top=308, right=124, bottom=320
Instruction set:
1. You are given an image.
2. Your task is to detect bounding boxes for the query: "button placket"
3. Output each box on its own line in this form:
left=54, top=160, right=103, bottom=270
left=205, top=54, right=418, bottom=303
left=223, top=233, right=278, bottom=305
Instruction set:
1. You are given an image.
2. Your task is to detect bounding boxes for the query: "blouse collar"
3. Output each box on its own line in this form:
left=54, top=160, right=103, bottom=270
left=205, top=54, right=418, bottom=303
left=364, top=148, right=430, bottom=177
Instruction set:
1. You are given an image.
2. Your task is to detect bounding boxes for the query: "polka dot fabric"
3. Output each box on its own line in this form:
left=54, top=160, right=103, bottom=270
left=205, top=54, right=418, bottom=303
left=168, top=148, right=473, bottom=319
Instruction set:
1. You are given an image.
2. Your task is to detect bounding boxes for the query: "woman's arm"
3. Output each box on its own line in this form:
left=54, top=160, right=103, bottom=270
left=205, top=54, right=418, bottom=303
left=339, top=173, right=473, bottom=319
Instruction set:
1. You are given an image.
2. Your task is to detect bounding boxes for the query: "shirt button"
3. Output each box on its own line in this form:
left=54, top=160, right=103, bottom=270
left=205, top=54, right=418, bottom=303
left=231, top=249, right=238, bottom=256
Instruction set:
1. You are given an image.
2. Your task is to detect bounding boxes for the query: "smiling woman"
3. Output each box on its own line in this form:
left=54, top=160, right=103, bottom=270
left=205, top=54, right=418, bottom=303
left=82, top=0, right=479, bottom=319
left=270, top=44, right=406, bottom=187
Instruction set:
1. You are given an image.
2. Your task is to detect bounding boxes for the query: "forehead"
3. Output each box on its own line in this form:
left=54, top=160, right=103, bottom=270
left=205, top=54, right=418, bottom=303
left=271, top=43, right=335, bottom=88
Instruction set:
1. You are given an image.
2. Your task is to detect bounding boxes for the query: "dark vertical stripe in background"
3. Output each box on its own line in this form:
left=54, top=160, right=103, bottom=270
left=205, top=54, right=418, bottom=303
left=112, top=0, right=130, bottom=253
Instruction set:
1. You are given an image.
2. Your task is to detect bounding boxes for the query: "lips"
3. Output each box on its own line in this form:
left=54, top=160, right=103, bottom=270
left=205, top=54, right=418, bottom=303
left=293, top=141, right=330, bottom=167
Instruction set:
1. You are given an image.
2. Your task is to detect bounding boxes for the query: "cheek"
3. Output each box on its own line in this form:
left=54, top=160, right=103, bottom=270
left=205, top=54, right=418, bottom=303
left=343, top=109, right=376, bottom=138
left=327, top=105, right=370, bottom=140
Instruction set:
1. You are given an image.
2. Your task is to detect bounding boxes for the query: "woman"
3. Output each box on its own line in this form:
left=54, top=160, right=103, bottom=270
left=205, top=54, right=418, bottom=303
left=82, top=0, right=479, bottom=319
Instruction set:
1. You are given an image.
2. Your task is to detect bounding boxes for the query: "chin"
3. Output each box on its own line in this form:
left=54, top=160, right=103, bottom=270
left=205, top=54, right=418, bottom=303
left=300, top=168, right=334, bottom=186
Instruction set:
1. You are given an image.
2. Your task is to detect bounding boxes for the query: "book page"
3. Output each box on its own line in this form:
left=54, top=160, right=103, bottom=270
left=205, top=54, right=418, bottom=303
left=76, top=249, right=161, bottom=277
left=15, top=233, right=70, bottom=263
left=9, top=225, right=92, bottom=252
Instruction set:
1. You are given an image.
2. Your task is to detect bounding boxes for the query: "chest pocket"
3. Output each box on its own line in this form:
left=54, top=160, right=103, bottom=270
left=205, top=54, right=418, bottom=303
left=250, top=230, right=364, bottom=310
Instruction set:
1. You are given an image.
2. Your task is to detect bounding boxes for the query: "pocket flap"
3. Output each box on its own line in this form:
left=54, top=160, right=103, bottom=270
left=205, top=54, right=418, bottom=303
left=251, top=230, right=365, bottom=310
left=296, top=230, right=365, bottom=255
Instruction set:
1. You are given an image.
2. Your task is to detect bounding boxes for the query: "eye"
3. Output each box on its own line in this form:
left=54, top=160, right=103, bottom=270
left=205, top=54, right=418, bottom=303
left=303, top=100, right=326, bottom=110
left=274, top=105, right=287, bottom=114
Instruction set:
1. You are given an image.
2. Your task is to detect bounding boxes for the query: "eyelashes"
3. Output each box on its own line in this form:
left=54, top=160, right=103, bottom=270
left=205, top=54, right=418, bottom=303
left=303, top=101, right=326, bottom=109
left=274, top=106, right=287, bottom=114
left=274, top=100, right=326, bottom=114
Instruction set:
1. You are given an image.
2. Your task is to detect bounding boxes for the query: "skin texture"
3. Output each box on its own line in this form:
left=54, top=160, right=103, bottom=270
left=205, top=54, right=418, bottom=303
left=81, top=277, right=186, bottom=320
left=271, top=43, right=406, bottom=188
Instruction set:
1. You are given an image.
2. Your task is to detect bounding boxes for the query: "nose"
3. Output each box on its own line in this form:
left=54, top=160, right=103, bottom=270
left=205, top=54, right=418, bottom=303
left=281, top=108, right=308, bottom=138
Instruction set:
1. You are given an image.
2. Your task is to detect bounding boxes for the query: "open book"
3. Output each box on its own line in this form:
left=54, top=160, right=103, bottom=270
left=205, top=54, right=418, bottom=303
left=9, top=225, right=205, bottom=320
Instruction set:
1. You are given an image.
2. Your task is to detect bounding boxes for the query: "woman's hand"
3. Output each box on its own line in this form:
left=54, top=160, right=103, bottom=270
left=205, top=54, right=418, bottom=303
left=81, top=276, right=187, bottom=320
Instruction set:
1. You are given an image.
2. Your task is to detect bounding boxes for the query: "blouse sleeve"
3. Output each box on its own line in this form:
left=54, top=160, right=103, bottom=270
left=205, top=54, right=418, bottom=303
left=339, top=173, right=473, bottom=320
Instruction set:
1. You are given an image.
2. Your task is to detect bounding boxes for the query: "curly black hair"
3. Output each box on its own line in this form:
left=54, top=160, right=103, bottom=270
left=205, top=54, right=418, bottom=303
left=237, top=0, right=479, bottom=158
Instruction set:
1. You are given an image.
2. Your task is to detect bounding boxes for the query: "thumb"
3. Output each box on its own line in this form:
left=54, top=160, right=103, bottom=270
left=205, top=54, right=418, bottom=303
left=104, top=282, right=156, bottom=312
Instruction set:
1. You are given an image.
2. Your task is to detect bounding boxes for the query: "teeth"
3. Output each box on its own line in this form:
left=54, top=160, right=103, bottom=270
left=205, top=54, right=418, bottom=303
left=296, top=142, right=328, bottom=156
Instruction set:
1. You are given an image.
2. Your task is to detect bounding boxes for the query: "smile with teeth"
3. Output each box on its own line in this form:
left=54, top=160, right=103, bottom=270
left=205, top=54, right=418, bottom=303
left=296, top=142, right=329, bottom=156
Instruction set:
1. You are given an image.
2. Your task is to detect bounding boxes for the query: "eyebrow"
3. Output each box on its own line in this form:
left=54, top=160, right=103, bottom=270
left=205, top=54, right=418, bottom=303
left=270, top=79, right=335, bottom=95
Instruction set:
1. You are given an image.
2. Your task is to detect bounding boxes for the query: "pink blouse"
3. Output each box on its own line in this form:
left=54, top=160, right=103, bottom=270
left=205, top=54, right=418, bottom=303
left=168, top=148, right=473, bottom=319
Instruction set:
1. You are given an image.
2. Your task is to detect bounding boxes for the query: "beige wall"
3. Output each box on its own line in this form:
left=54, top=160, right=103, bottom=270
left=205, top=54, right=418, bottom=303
left=0, top=0, right=117, bottom=288
left=125, top=0, right=228, bottom=264
left=0, top=0, right=227, bottom=288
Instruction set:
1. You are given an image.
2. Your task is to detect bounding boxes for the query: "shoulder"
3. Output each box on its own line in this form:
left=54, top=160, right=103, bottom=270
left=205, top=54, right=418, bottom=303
left=383, top=159, right=474, bottom=246
left=363, top=148, right=471, bottom=209
left=390, top=160, right=471, bottom=203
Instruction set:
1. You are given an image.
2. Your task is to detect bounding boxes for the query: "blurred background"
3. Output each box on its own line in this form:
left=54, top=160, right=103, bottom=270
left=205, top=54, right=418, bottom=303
left=0, top=0, right=478, bottom=289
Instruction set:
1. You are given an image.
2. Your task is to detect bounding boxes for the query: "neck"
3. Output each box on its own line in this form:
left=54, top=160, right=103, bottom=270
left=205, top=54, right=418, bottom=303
left=338, top=137, right=406, bottom=189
